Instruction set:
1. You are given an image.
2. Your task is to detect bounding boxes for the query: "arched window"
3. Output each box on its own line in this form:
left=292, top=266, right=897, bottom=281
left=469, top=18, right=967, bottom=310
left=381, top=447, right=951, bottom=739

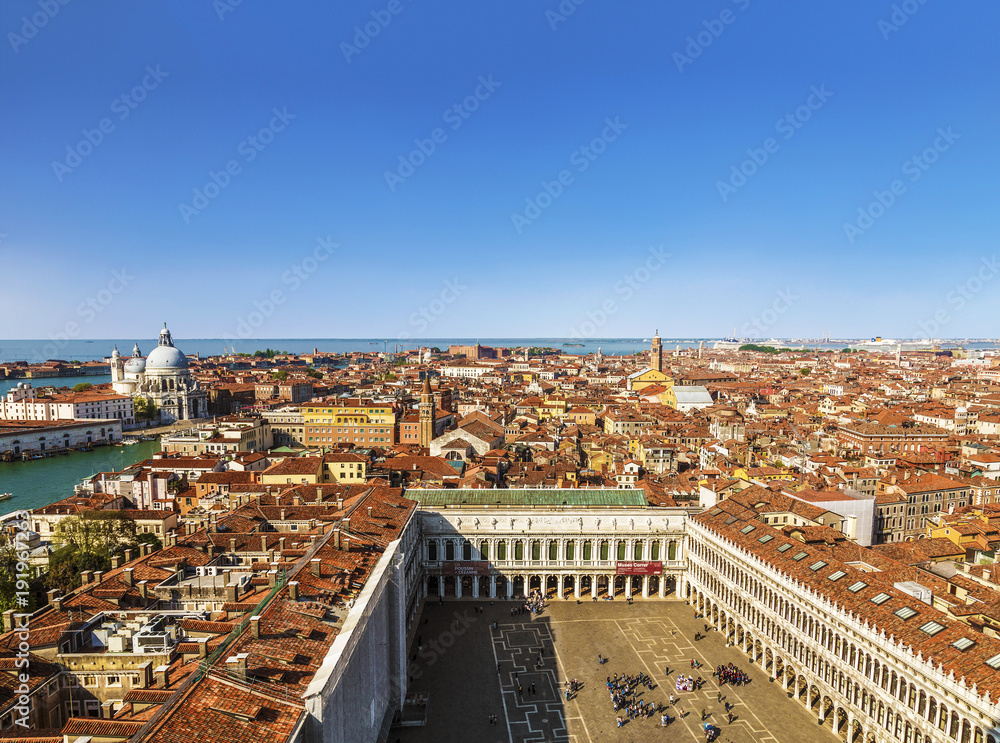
left=583, top=540, right=592, bottom=560
left=634, top=542, right=643, bottom=560
left=599, top=540, right=609, bottom=561
left=479, top=540, right=489, bottom=560
left=445, top=541, right=455, bottom=561
left=565, top=541, right=575, bottom=560
left=668, top=541, right=677, bottom=560
left=497, top=541, right=506, bottom=560
left=462, top=540, right=472, bottom=561
left=514, top=541, right=524, bottom=561
left=428, top=541, right=437, bottom=560
left=531, top=540, right=541, bottom=561
left=650, top=540, right=660, bottom=560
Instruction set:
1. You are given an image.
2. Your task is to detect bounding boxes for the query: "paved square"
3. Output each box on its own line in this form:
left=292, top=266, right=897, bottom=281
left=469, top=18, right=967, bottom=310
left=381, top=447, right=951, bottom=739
left=394, top=598, right=840, bottom=743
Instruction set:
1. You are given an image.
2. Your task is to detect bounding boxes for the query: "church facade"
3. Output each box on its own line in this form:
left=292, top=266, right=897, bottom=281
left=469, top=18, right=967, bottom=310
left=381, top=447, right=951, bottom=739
left=110, top=324, right=207, bottom=423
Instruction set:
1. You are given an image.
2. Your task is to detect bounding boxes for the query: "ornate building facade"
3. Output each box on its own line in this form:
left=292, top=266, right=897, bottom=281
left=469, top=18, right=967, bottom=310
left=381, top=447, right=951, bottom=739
left=411, top=489, right=693, bottom=600
left=110, top=324, right=207, bottom=423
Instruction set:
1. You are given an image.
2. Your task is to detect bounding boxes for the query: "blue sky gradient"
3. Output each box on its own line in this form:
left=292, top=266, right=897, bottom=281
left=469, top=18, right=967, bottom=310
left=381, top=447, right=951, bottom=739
left=2, top=0, right=998, bottom=341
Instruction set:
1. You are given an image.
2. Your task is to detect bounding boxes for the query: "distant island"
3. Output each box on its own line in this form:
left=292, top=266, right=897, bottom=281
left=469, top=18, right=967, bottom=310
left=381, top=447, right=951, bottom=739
left=562, top=343, right=584, bottom=347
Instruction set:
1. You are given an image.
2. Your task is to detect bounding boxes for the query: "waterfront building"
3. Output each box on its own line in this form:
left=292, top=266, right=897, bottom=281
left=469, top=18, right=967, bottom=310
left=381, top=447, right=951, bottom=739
left=0, top=417, right=122, bottom=456
left=300, top=397, right=395, bottom=446
left=0, top=382, right=134, bottom=427
left=110, top=325, right=207, bottom=423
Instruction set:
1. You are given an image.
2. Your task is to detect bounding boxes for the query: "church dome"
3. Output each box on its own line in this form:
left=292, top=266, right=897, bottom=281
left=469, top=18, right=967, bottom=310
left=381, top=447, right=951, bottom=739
left=145, top=323, right=189, bottom=370
left=146, top=345, right=188, bottom=370
left=124, top=357, right=146, bottom=374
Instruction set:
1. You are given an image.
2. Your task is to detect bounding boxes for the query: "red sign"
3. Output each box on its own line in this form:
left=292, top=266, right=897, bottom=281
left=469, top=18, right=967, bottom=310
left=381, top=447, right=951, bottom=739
left=442, top=561, right=491, bottom=576
left=615, top=561, right=663, bottom=576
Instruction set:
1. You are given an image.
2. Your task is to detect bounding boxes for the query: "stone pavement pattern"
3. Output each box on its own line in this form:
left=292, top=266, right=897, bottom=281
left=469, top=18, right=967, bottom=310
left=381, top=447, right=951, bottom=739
left=394, top=598, right=841, bottom=743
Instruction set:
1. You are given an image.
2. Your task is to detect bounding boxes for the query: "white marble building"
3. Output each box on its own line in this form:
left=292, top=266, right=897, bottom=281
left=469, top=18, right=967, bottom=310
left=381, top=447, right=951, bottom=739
left=110, top=324, right=207, bottom=423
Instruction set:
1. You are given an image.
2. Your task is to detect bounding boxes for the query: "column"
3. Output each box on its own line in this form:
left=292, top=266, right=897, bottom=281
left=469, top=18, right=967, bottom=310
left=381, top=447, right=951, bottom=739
left=560, top=575, right=568, bottom=599
left=472, top=578, right=479, bottom=599
left=490, top=576, right=497, bottom=599
left=574, top=574, right=581, bottom=599
left=506, top=577, right=514, bottom=599
left=438, top=578, right=445, bottom=598
left=659, top=574, right=667, bottom=598
left=592, top=574, right=599, bottom=598
left=422, top=576, right=428, bottom=597
left=642, top=575, right=649, bottom=598
left=624, top=576, right=632, bottom=600
left=455, top=577, right=463, bottom=599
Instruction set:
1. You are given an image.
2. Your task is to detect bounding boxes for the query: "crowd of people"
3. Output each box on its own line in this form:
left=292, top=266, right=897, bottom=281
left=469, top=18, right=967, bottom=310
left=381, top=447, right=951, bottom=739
left=714, top=663, right=751, bottom=687
left=606, top=671, right=663, bottom=727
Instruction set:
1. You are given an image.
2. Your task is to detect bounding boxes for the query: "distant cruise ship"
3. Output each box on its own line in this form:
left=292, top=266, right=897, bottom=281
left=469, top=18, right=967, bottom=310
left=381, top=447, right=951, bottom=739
left=713, top=337, right=749, bottom=350
left=850, top=337, right=938, bottom=351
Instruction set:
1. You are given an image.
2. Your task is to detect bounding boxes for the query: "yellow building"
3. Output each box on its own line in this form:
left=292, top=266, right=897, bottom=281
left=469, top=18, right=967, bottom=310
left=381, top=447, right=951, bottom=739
left=301, top=397, right=396, bottom=446
left=322, top=452, right=368, bottom=483
left=260, top=456, right=323, bottom=486
left=625, top=368, right=672, bottom=392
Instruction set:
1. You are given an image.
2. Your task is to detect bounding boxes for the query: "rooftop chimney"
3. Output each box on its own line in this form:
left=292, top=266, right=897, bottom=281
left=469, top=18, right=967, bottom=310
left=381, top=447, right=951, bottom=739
left=94, top=570, right=104, bottom=584
left=261, top=535, right=268, bottom=552
left=229, top=537, right=237, bottom=553
left=279, top=537, right=286, bottom=552
left=293, top=495, right=301, bottom=506
left=268, top=570, right=277, bottom=588
left=80, top=570, right=93, bottom=585
left=47, top=589, right=61, bottom=611
left=367, top=506, right=373, bottom=518
left=316, top=486, right=322, bottom=502
left=138, top=580, right=148, bottom=599
left=250, top=615, right=261, bottom=639
left=197, top=637, right=209, bottom=658
left=124, top=548, right=135, bottom=563
left=123, top=568, right=134, bottom=587
left=288, top=581, right=299, bottom=601
left=280, top=509, right=286, bottom=521
left=311, top=558, right=321, bottom=577
left=155, top=664, right=170, bottom=689
left=111, top=556, right=122, bottom=570
left=226, top=653, right=249, bottom=683
left=336, top=497, right=343, bottom=509
left=138, top=660, right=153, bottom=689
left=334, top=528, right=341, bottom=550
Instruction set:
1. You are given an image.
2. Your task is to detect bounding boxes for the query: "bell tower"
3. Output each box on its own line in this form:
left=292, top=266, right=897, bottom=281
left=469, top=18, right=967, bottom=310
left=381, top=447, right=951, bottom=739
left=419, top=376, right=435, bottom=448
left=651, top=330, right=662, bottom=373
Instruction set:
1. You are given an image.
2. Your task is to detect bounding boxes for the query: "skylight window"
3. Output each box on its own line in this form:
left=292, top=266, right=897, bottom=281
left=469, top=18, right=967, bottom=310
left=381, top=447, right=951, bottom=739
left=894, top=607, right=917, bottom=620
left=919, top=621, right=945, bottom=636
left=986, top=653, right=1000, bottom=670
left=809, top=560, right=828, bottom=571
left=740, top=525, right=756, bottom=534
left=776, top=543, right=792, bottom=553
left=870, top=593, right=891, bottom=605
left=792, top=551, right=808, bottom=561
left=848, top=581, right=868, bottom=593
left=709, top=508, right=723, bottom=516
left=952, top=637, right=976, bottom=651
left=758, top=534, right=774, bottom=544
left=828, top=570, right=846, bottom=581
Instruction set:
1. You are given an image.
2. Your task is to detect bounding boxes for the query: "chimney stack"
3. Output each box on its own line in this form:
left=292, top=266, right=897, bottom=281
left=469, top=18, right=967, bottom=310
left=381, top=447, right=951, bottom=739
left=197, top=637, right=209, bottom=658
left=293, top=495, right=301, bottom=506
left=343, top=536, right=351, bottom=552
left=311, top=558, right=321, bottom=577
left=288, top=581, right=299, bottom=601
left=367, top=506, right=373, bottom=518
left=155, top=664, right=170, bottom=689
left=138, top=580, right=148, bottom=599
left=279, top=537, right=286, bottom=552
left=334, top=528, right=341, bottom=550
left=123, top=568, right=134, bottom=587
left=138, top=661, right=153, bottom=689
left=250, top=615, right=261, bottom=639
left=80, top=570, right=93, bottom=585
left=268, top=570, right=277, bottom=588
left=124, top=548, right=135, bottom=563
left=94, top=570, right=104, bottom=584
left=226, top=653, right=249, bottom=683
left=111, top=556, right=122, bottom=570
left=336, top=497, right=343, bottom=509
left=316, top=486, right=322, bottom=503
left=280, top=509, right=286, bottom=521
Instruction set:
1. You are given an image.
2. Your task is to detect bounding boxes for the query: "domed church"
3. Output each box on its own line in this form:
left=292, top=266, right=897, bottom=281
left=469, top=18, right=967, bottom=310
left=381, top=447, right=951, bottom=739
left=110, top=324, right=207, bottom=422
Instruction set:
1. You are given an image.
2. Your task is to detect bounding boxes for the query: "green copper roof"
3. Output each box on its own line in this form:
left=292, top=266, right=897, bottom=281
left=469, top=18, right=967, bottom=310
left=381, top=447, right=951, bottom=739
left=404, top=488, right=648, bottom=507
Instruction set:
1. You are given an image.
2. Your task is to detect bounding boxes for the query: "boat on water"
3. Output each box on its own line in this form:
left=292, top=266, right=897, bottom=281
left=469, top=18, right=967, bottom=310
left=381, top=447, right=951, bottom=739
left=0, top=493, right=12, bottom=502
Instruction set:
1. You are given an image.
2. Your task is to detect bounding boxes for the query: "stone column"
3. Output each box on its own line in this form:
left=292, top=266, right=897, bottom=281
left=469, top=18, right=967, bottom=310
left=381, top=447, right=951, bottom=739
left=490, top=576, right=497, bottom=599
left=422, top=576, right=428, bottom=597
left=455, top=577, right=463, bottom=599
left=438, top=577, right=445, bottom=598
left=472, top=577, right=479, bottom=599
left=642, top=575, right=650, bottom=598
left=506, top=577, right=514, bottom=599
left=574, top=574, right=581, bottom=599
left=624, top=575, right=632, bottom=599
left=592, top=574, right=599, bottom=598
left=659, top=573, right=667, bottom=598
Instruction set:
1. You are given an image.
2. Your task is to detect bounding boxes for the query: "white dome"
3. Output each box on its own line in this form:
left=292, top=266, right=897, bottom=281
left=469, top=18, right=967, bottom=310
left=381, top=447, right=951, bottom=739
left=146, top=345, right=188, bottom=370
left=124, top=357, right=146, bottom=373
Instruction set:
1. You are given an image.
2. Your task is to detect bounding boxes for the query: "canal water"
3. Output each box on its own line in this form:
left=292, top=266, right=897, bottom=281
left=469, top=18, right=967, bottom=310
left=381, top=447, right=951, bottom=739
left=0, top=439, right=160, bottom=512
left=0, top=375, right=113, bottom=396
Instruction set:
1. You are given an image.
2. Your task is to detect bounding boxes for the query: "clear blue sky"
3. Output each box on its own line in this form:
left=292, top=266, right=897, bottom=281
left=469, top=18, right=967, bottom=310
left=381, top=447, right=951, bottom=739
left=2, top=0, right=998, bottom=341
